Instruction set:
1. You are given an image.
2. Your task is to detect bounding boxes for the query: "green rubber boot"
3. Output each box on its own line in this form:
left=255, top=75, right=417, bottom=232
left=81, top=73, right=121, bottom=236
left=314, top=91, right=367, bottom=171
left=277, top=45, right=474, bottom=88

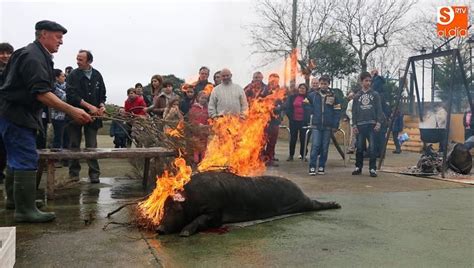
left=5, top=167, right=14, bottom=210
left=6, top=168, right=44, bottom=210
left=13, top=170, right=55, bottom=223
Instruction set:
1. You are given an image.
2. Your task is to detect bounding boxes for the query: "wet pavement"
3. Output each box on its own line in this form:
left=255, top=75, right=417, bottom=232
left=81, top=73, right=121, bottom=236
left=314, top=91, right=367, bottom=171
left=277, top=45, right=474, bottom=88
left=1, top=137, right=473, bottom=267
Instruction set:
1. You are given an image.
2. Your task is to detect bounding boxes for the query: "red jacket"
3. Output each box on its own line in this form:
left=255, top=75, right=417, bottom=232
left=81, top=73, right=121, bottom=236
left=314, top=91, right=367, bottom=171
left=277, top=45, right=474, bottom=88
left=189, top=103, right=209, bottom=126
left=125, top=96, right=147, bottom=115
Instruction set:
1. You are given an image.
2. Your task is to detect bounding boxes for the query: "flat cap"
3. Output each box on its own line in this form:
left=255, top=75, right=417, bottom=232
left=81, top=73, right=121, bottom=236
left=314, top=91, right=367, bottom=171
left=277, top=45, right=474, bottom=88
left=35, top=20, right=67, bottom=34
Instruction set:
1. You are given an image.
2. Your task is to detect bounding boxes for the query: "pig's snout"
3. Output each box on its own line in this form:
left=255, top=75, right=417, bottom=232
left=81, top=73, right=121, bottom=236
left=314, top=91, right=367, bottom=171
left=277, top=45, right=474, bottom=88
left=156, top=225, right=166, bottom=234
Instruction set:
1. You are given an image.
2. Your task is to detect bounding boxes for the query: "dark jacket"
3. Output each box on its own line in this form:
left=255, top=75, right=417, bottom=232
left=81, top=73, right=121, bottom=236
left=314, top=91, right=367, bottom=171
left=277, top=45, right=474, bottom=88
left=352, top=89, right=384, bottom=127
left=285, top=94, right=311, bottom=124
left=392, top=111, right=404, bottom=132
left=109, top=120, right=130, bottom=138
left=142, top=84, right=156, bottom=107
left=244, top=81, right=267, bottom=101
left=0, top=41, right=53, bottom=130
left=307, top=89, right=342, bottom=129
left=0, top=66, right=5, bottom=85
left=66, top=67, right=106, bottom=128
left=180, top=96, right=195, bottom=115
left=372, top=74, right=385, bottom=94
left=194, top=80, right=212, bottom=96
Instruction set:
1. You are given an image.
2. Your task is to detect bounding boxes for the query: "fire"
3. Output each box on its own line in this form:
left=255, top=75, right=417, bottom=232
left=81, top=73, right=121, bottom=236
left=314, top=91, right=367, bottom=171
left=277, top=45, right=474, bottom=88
left=164, top=120, right=185, bottom=138
left=137, top=83, right=286, bottom=228
left=137, top=156, right=192, bottom=226
left=202, top=83, right=214, bottom=96
left=198, top=88, right=286, bottom=176
left=289, top=48, right=298, bottom=82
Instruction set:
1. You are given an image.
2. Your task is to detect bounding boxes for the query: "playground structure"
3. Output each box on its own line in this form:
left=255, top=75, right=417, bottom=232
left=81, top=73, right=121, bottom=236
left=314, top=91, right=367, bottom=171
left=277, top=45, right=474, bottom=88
left=379, top=37, right=473, bottom=178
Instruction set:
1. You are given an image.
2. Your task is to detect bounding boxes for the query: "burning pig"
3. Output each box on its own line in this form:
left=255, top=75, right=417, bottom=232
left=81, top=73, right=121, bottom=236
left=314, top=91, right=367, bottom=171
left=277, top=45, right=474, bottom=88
left=154, top=171, right=341, bottom=236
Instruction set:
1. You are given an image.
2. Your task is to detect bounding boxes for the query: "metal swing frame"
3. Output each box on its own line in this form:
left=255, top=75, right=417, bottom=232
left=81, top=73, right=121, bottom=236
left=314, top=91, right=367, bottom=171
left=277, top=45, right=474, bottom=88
left=378, top=48, right=473, bottom=178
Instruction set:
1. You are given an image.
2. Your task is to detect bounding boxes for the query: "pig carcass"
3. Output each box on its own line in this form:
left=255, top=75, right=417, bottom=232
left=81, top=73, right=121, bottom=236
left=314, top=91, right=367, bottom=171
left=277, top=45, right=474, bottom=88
left=156, top=171, right=341, bottom=236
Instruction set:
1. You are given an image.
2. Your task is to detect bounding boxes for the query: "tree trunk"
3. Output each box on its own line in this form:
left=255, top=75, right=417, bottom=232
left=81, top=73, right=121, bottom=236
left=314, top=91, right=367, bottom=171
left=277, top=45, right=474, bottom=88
left=361, top=59, right=368, bottom=73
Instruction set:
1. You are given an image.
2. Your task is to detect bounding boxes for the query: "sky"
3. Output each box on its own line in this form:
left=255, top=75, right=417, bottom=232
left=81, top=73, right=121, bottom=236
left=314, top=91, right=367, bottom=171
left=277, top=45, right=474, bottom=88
left=0, top=0, right=285, bottom=105
left=0, top=0, right=470, bottom=105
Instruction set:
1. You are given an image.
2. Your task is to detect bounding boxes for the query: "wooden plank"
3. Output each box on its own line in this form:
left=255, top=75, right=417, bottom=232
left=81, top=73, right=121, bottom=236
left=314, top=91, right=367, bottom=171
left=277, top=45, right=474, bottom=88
left=47, top=160, right=55, bottom=200
left=37, top=147, right=175, bottom=160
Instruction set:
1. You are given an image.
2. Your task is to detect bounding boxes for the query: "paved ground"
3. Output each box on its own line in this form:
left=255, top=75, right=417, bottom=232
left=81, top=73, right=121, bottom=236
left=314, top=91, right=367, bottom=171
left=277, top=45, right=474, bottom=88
left=1, top=136, right=473, bottom=267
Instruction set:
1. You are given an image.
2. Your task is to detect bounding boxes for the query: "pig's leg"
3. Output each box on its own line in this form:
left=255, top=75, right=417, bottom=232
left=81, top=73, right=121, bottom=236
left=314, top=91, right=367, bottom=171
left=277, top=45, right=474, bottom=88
left=179, top=214, right=214, bottom=237
left=311, top=200, right=341, bottom=211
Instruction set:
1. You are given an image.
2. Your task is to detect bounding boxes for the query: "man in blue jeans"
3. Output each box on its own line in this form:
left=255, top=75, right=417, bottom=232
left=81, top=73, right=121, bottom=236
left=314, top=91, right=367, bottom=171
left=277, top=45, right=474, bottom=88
left=0, top=20, right=91, bottom=222
left=351, top=72, right=384, bottom=177
left=307, top=75, right=341, bottom=175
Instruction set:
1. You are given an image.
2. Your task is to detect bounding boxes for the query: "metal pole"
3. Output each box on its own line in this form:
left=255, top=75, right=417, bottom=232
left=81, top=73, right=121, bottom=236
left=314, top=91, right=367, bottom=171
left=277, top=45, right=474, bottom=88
left=421, top=59, right=425, bottom=114
left=441, top=51, right=457, bottom=178
left=411, top=61, right=424, bottom=122
left=431, top=46, right=435, bottom=103
left=421, top=47, right=426, bottom=114
left=378, top=59, right=412, bottom=170
left=455, top=50, right=474, bottom=120
left=470, top=45, right=473, bottom=89
left=409, top=73, right=414, bottom=114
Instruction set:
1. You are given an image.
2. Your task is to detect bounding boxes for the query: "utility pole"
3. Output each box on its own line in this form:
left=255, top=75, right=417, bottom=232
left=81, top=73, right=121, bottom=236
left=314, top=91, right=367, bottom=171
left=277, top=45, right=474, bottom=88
left=290, top=0, right=297, bottom=85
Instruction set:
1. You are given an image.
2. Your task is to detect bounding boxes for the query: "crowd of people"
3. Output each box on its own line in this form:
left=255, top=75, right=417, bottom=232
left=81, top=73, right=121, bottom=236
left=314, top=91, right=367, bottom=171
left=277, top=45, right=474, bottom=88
left=0, top=20, right=471, bottom=224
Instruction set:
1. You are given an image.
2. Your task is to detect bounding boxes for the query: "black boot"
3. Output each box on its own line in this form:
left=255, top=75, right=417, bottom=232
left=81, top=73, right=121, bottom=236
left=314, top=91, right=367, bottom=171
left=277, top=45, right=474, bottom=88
left=13, top=170, right=55, bottom=223
left=5, top=167, right=14, bottom=210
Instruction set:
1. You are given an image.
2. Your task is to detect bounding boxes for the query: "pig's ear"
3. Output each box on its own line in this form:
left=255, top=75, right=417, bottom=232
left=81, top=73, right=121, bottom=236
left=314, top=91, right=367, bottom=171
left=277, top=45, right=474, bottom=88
left=172, top=191, right=186, bottom=202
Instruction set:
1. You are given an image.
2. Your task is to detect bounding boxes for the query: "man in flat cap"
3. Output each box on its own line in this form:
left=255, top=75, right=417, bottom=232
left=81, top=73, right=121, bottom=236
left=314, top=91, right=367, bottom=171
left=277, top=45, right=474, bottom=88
left=0, top=20, right=92, bottom=223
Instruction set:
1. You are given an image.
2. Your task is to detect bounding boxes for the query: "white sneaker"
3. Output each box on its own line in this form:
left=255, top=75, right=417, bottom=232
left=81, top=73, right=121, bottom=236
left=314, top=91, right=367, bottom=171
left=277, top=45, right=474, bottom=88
left=309, top=167, right=316, bottom=176
left=317, top=167, right=325, bottom=175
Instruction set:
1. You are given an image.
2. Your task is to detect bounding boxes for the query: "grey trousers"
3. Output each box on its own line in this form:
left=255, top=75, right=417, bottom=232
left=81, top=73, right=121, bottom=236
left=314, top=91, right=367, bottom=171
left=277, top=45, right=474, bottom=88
left=68, top=123, right=100, bottom=179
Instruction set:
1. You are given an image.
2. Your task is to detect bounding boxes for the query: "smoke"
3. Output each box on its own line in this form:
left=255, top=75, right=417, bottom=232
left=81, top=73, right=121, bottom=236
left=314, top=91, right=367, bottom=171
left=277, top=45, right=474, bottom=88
left=419, top=106, right=447, bottom=129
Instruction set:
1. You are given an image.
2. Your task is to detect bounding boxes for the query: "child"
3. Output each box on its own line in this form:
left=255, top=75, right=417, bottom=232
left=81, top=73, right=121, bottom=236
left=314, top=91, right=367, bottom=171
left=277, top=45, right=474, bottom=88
left=110, top=108, right=130, bottom=148
left=352, top=72, right=384, bottom=177
left=163, top=97, right=184, bottom=122
left=124, top=88, right=147, bottom=116
left=307, top=75, right=341, bottom=175
left=189, top=92, right=210, bottom=164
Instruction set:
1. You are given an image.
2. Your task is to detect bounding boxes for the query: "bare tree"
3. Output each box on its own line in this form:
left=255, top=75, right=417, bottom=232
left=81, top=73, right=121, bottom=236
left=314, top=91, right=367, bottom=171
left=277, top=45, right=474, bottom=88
left=248, top=0, right=335, bottom=82
left=334, top=0, right=417, bottom=72
left=367, top=44, right=407, bottom=78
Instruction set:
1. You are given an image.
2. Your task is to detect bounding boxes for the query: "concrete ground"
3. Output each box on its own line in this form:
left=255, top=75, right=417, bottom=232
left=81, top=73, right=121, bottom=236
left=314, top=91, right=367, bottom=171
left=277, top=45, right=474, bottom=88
left=1, top=136, right=473, bottom=267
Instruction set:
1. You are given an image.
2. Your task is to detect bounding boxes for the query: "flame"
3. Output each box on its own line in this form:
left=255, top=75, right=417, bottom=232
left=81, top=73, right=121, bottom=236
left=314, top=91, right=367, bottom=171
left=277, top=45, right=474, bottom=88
left=289, top=48, right=298, bottom=82
left=197, top=88, right=286, bottom=176
left=164, top=120, right=185, bottom=138
left=202, top=84, right=214, bottom=96
left=263, top=48, right=300, bottom=87
left=137, top=155, right=192, bottom=226
left=137, top=72, right=286, bottom=229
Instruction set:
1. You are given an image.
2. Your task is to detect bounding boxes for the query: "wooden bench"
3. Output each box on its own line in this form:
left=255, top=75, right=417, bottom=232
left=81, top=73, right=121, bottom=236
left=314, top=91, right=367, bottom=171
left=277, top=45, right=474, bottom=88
left=37, top=147, right=175, bottom=199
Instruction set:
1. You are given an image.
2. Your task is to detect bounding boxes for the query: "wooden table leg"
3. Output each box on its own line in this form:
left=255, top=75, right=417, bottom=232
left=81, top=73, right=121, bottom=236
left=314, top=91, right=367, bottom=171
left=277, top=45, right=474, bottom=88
left=36, top=159, right=46, bottom=189
left=143, top=158, right=150, bottom=190
left=46, top=160, right=56, bottom=200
